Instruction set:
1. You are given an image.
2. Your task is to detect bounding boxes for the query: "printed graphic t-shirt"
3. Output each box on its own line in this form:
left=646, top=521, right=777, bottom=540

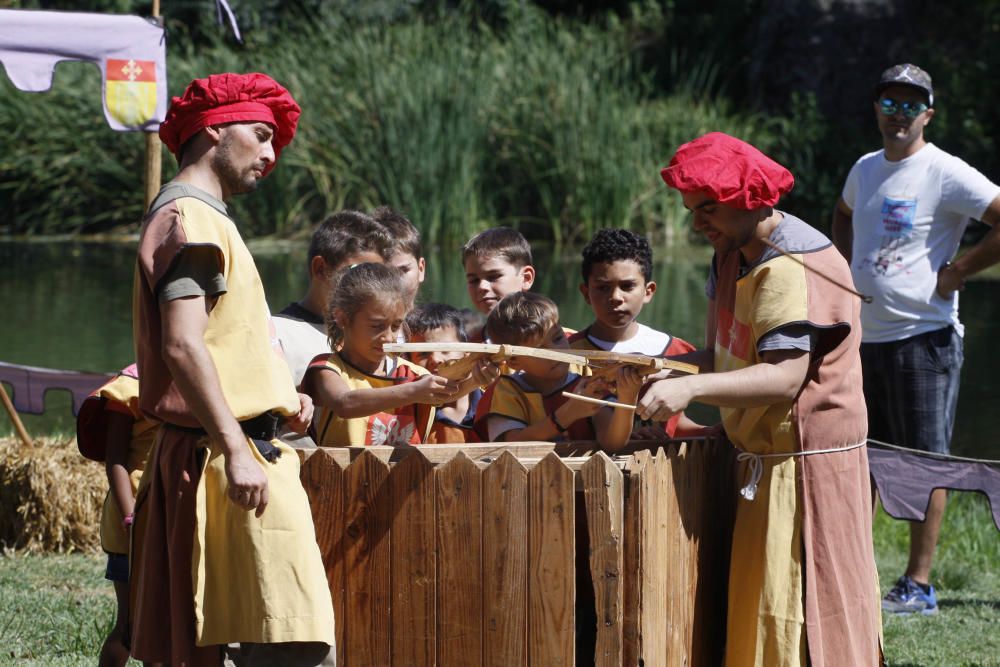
left=842, top=143, right=1000, bottom=342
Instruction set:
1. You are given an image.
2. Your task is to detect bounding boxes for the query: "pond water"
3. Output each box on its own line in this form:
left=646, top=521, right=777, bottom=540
left=1, top=238, right=997, bottom=459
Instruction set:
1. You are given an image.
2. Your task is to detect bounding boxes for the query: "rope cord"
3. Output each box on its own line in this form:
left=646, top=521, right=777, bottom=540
left=736, top=440, right=867, bottom=501
left=866, top=438, right=1000, bottom=465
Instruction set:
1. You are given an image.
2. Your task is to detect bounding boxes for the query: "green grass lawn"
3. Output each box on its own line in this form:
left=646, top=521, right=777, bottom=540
left=0, top=493, right=997, bottom=666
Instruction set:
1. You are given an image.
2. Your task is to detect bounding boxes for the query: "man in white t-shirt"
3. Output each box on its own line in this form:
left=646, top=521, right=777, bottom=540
left=832, top=63, right=1000, bottom=616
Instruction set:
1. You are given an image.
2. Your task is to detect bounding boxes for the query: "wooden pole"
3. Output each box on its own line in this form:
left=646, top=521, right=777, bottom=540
left=144, top=0, right=163, bottom=211
left=0, top=382, right=33, bottom=448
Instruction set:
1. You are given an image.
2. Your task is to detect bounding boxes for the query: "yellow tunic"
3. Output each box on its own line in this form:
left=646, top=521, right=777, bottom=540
left=481, top=372, right=595, bottom=441
left=88, top=372, right=158, bottom=555
left=307, top=352, right=435, bottom=446
left=716, top=253, right=809, bottom=666
left=714, top=218, right=878, bottom=667
left=133, top=192, right=334, bottom=649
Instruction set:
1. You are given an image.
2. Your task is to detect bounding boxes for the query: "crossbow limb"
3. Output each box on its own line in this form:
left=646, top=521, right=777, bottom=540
left=382, top=342, right=587, bottom=381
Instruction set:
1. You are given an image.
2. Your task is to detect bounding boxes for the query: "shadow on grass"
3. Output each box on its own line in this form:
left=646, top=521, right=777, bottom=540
left=937, top=597, right=1000, bottom=611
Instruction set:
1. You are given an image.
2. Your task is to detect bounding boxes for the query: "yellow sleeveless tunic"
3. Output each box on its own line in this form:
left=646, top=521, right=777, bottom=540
left=133, top=193, right=334, bottom=649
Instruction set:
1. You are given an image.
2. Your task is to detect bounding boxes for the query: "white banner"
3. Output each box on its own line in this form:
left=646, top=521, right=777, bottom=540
left=0, top=9, right=167, bottom=131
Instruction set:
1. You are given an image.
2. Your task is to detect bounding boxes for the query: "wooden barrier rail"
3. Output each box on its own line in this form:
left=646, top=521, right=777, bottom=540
left=300, top=437, right=736, bottom=666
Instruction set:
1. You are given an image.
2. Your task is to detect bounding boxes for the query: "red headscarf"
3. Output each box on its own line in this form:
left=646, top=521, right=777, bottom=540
left=660, top=132, right=794, bottom=209
left=158, top=72, right=301, bottom=174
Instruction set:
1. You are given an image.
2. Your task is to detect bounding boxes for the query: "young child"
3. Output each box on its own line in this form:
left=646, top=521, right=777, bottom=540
left=406, top=303, right=482, bottom=443
left=570, top=228, right=701, bottom=437
left=462, top=227, right=536, bottom=325
left=301, top=263, right=495, bottom=446
left=273, top=210, right=392, bottom=385
left=476, top=291, right=640, bottom=450
left=372, top=205, right=426, bottom=301
left=76, top=364, right=159, bottom=667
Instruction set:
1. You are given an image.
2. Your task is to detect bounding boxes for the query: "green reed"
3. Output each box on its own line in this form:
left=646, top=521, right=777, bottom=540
left=0, top=4, right=774, bottom=245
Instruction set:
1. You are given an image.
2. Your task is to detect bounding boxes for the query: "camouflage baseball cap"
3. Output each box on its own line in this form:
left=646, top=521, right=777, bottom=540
left=876, top=63, right=934, bottom=106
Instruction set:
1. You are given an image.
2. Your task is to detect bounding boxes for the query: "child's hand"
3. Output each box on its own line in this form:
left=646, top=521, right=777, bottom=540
left=557, top=377, right=608, bottom=425
left=613, top=366, right=643, bottom=402
left=409, top=373, right=461, bottom=405
left=284, top=392, right=314, bottom=434
left=470, top=359, right=501, bottom=388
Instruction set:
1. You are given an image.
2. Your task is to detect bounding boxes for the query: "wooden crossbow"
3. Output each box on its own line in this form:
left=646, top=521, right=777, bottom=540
left=382, top=342, right=699, bottom=381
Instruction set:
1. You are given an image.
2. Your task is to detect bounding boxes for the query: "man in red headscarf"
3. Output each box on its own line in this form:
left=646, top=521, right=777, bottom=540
left=131, top=73, right=335, bottom=666
left=638, top=132, right=882, bottom=666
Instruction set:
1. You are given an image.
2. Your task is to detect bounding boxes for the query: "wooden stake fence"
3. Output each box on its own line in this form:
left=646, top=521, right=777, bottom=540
left=300, top=438, right=736, bottom=666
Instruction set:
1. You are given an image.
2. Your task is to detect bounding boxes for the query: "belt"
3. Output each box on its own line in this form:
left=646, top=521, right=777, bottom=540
left=165, top=411, right=284, bottom=462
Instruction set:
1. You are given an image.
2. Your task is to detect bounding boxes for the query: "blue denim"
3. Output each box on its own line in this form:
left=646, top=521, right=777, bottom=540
left=861, top=326, right=963, bottom=454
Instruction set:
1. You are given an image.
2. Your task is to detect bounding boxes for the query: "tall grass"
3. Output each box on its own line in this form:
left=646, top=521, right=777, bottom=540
left=0, top=4, right=776, bottom=245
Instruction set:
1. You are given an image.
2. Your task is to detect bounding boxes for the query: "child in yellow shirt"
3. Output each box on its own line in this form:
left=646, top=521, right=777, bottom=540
left=301, top=263, right=496, bottom=446
left=76, top=364, right=158, bottom=667
left=475, top=292, right=640, bottom=450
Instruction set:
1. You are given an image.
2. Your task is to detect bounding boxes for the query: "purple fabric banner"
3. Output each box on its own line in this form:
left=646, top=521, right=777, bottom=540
left=0, top=9, right=167, bottom=131
left=0, top=361, right=112, bottom=416
left=868, top=442, right=1000, bottom=532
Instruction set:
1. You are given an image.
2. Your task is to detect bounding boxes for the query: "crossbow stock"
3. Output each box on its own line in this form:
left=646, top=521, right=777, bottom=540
left=383, top=342, right=698, bottom=381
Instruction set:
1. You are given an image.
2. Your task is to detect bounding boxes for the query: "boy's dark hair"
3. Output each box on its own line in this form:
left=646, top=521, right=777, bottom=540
left=325, top=262, right=411, bottom=349
left=406, top=303, right=468, bottom=342
left=458, top=308, right=485, bottom=342
left=461, top=227, right=533, bottom=268
left=372, top=206, right=422, bottom=259
left=308, top=210, right=392, bottom=270
left=486, top=292, right=559, bottom=346
left=580, top=228, right=653, bottom=283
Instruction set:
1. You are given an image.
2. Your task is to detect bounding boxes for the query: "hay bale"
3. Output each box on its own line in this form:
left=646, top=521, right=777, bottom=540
left=0, top=436, right=105, bottom=552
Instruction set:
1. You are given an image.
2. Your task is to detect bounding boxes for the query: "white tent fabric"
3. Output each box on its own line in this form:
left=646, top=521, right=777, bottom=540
left=0, top=9, right=166, bottom=131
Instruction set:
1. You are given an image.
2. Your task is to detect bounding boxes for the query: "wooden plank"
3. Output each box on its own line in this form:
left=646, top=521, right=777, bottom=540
left=300, top=448, right=346, bottom=665
left=684, top=440, right=711, bottom=665
left=436, top=452, right=483, bottom=666
left=343, top=450, right=392, bottom=667
left=581, top=451, right=625, bottom=667
left=307, top=439, right=714, bottom=468
left=482, top=451, right=528, bottom=667
left=389, top=450, right=437, bottom=666
left=691, top=436, right=736, bottom=666
left=527, top=452, right=575, bottom=666
left=311, top=442, right=607, bottom=468
left=639, top=448, right=669, bottom=666
left=660, top=443, right=690, bottom=666
left=621, top=451, right=649, bottom=666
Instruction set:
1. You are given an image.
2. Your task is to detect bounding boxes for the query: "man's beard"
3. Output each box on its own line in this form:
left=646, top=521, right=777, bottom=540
left=212, top=140, right=260, bottom=196
left=217, top=160, right=258, bottom=196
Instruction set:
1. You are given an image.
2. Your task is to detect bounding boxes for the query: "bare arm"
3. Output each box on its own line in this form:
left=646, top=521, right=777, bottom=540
left=104, top=410, right=137, bottom=525
left=303, top=366, right=459, bottom=418
left=672, top=413, right=715, bottom=437
left=637, top=348, right=811, bottom=422
left=595, top=367, right=642, bottom=453
left=938, top=193, right=1000, bottom=296
left=160, top=295, right=270, bottom=516
left=831, top=197, right=854, bottom=263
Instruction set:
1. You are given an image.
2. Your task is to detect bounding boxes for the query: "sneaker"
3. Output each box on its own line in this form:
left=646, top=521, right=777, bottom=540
left=882, top=575, right=938, bottom=615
